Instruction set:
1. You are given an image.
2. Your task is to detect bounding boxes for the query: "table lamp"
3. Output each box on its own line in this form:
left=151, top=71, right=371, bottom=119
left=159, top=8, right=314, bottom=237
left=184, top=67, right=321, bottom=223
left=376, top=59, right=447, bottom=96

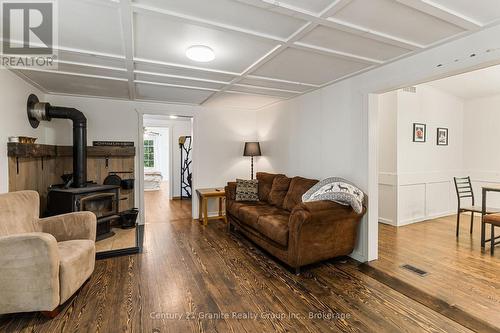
left=243, top=142, right=261, bottom=180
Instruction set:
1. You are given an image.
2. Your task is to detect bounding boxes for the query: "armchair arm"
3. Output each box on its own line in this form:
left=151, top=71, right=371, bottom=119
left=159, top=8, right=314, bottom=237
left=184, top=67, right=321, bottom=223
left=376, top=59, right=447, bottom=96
left=0, top=233, right=60, bottom=313
left=288, top=201, right=365, bottom=267
left=37, top=211, right=97, bottom=242
left=225, top=182, right=237, bottom=201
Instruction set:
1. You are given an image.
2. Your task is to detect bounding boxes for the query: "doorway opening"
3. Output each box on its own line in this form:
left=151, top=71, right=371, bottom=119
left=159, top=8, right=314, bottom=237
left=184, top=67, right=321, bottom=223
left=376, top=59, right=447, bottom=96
left=142, top=114, right=193, bottom=224
left=370, top=63, right=500, bottom=331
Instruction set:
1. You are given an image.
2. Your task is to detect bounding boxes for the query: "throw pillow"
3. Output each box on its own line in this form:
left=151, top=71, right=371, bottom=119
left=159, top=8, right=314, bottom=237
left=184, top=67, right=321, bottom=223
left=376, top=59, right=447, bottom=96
left=256, top=172, right=281, bottom=202
left=302, top=177, right=365, bottom=214
left=268, top=175, right=291, bottom=207
left=235, top=179, right=259, bottom=202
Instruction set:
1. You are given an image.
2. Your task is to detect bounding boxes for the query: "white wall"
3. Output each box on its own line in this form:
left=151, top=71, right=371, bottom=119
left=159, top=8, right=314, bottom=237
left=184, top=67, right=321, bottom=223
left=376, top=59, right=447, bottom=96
left=377, top=91, right=398, bottom=225
left=44, top=94, right=257, bottom=223
left=143, top=116, right=192, bottom=198
left=0, top=71, right=64, bottom=193
left=378, top=86, right=464, bottom=226
left=258, top=23, right=500, bottom=262
left=463, top=94, right=500, bottom=207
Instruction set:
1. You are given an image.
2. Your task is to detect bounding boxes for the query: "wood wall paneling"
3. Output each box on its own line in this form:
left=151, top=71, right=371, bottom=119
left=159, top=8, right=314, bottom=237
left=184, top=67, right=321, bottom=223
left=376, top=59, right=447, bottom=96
left=7, top=143, right=135, bottom=214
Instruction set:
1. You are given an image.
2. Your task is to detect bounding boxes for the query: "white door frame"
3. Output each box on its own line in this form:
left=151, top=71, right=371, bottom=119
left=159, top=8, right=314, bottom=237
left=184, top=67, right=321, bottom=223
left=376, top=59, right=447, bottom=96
left=135, top=110, right=196, bottom=225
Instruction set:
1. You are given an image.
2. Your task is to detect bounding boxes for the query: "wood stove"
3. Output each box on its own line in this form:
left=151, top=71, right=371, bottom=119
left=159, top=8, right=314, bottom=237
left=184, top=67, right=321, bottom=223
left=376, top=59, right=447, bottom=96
left=47, top=184, right=120, bottom=239
left=27, top=94, right=122, bottom=240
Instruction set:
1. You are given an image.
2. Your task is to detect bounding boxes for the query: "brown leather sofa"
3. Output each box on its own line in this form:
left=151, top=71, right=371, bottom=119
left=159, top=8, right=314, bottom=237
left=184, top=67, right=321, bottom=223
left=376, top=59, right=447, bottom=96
left=225, top=172, right=366, bottom=273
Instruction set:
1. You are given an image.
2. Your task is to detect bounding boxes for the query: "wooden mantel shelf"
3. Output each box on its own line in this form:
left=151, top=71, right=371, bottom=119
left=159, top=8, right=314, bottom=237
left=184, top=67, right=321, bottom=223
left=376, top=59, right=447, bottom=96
left=7, top=142, right=135, bottom=158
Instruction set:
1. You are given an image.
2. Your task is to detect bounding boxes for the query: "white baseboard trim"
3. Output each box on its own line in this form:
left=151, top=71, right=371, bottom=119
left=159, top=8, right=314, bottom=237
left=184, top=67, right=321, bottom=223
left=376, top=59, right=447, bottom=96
left=349, top=250, right=366, bottom=263
left=398, top=210, right=455, bottom=226
left=378, top=217, right=395, bottom=225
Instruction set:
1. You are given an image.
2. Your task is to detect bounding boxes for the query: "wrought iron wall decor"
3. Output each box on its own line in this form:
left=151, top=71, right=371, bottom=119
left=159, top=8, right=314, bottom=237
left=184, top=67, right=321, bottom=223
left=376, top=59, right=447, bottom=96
left=179, top=136, right=192, bottom=199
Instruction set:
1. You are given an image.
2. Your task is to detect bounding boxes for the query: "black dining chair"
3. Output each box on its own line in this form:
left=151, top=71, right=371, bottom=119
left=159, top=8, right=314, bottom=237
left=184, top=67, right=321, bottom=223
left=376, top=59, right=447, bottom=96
left=454, top=176, right=498, bottom=237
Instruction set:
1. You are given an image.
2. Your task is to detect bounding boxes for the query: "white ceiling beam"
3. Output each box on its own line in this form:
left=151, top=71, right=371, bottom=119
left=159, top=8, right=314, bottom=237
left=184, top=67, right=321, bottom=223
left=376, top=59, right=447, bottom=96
left=134, top=57, right=240, bottom=77
left=10, top=67, right=129, bottom=81
left=292, top=42, right=383, bottom=65
left=232, top=83, right=302, bottom=94
left=396, top=0, right=482, bottom=30
left=134, top=80, right=219, bottom=92
left=245, top=74, right=320, bottom=88
left=118, top=0, right=136, bottom=100
left=134, top=70, right=231, bottom=84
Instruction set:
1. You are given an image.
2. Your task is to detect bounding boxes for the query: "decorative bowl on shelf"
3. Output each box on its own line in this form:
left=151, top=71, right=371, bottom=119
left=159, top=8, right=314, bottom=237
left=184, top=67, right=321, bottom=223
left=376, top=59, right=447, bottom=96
left=18, top=136, right=37, bottom=144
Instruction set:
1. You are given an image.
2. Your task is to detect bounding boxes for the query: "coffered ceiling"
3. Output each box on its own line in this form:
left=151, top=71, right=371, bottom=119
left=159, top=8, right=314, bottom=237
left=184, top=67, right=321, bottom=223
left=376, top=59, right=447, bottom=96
left=8, top=0, right=500, bottom=109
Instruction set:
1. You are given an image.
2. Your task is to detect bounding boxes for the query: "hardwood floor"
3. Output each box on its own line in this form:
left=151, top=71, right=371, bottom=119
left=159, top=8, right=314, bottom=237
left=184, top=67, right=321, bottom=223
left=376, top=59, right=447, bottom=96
left=0, top=200, right=474, bottom=332
left=144, top=181, right=192, bottom=223
left=367, top=215, right=500, bottom=331
left=95, top=227, right=136, bottom=252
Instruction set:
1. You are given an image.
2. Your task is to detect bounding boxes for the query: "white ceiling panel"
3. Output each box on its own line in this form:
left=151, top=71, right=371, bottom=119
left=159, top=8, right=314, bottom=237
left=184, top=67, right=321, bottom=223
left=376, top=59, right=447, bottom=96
left=331, top=0, right=465, bottom=45
left=135, top=82, right=214, bottom=104
left=276, top=0, right=335, bottom=14
left=16, top=70, right=129, bottom=98
left=133, top=0, right=305, bottom=39
left=134, top=13, right=279, bottom=73
left=241, top=76, right=314, bottom=92
left=431, top=0, right=500, bottom=25
left=46, top=62, right=127, bottom=79
left=134, top=62, right=236, bottom=82
left=253, top=48, right=370, bottom=85
left=58, top=0, right=124, bottom=55
left=231, top=84, right=299, bottom=98
left=204, top=91, right=283, bottom=109
left=58, top=50, right=126, bottom=69
left=135, top=72, right=226, bottom=90
left=7, top=0, right=500, bottom=108
left=300, top=26, right=412, bottom=61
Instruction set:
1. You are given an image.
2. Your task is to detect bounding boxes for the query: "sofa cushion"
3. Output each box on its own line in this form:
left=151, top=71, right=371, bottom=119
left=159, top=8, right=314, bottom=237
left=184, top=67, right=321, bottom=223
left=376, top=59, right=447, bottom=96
left=235, top=179, right=259, bottom=201
left=256, top=172, right=281, bottom=202
left=256, top=213, right=290, bottom=247
left=268, top=175, right=291, bottom=208
left=238, top=205, right=285, bottom=230
left=57, top=239, right=95, bottom=303
left=228, top=201, right=260, bottom=220
left=283, top=177, right=318, bottom=211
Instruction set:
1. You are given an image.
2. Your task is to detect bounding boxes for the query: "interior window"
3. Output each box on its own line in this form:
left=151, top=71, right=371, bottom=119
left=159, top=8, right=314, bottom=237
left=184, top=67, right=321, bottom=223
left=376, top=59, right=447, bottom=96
left=144, top=139, right=155, bottom=168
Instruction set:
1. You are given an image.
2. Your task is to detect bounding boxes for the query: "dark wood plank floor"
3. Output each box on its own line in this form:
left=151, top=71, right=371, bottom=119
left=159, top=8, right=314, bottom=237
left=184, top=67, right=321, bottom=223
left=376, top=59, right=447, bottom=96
left=0, top=204, right=473, bottom=332
left=369, top=215, right=500, bottom=331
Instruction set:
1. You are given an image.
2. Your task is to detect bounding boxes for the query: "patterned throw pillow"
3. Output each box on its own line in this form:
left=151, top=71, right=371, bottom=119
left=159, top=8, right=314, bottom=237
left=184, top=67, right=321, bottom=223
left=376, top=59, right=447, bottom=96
left=235, top=179, right=259, bottom=202
left=302, top=177, right=365, bottom=214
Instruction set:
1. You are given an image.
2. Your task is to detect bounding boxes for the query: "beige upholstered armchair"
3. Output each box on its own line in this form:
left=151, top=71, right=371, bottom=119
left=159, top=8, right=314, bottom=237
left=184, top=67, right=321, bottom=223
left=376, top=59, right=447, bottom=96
left=0, top=191, right=97, bottom=316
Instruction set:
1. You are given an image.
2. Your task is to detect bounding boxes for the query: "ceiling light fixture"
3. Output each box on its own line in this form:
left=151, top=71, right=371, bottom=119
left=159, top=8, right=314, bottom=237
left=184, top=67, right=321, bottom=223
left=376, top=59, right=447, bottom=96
left=169, top=115, right=178, bottom=119
left=186, top=45, right=215, bottom=62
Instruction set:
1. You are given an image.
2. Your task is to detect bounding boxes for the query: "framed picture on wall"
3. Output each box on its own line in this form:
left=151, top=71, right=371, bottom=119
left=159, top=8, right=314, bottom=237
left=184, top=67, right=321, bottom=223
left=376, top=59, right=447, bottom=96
left=413, top=123, right=426, bottom=142
left=437, top=127, right=448, bottom=146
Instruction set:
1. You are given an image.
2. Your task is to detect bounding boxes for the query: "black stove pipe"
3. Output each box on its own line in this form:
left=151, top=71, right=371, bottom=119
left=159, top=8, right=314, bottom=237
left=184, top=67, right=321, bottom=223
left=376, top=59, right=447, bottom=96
left=27, top=94, right=87, bottom=188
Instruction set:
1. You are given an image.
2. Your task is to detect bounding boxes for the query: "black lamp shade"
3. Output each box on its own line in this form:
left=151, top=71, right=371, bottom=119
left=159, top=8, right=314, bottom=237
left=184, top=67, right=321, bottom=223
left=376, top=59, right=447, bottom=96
left=243, top=142, right=261, bottom=156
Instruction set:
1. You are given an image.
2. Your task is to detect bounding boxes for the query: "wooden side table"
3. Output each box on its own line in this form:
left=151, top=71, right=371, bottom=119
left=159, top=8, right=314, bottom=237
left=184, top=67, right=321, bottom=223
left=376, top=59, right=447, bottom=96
left=196, top=188, right=226, bottom=226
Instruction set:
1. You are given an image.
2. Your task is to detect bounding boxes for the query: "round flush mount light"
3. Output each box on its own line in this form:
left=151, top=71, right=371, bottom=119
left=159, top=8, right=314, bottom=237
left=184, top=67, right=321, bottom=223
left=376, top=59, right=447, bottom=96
left=169, top=115, right=178, bottom=119
left=186, top=45, right=215, bottom=62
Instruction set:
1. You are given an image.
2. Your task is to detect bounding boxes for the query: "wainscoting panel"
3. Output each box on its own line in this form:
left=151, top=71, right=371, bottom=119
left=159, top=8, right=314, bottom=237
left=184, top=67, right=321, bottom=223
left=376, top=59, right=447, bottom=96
left=426, top=181, right=453, bottom=218
left=380, top=171, right=459, bottom=226
left=379, top=184, right=397, bottom=225
left=399, top=184, right=426, bottom=225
